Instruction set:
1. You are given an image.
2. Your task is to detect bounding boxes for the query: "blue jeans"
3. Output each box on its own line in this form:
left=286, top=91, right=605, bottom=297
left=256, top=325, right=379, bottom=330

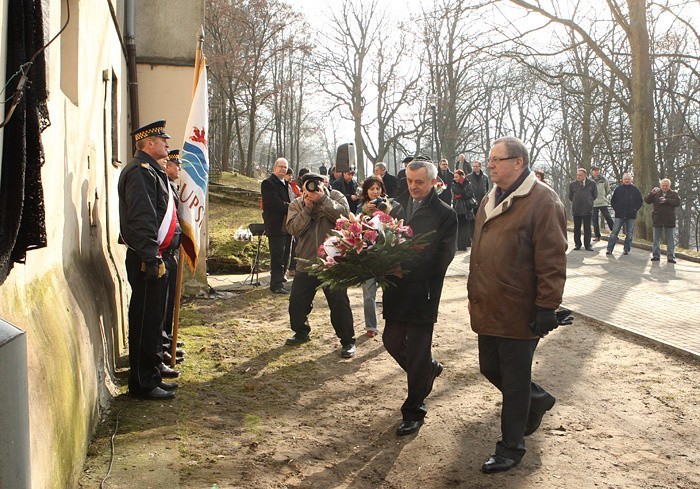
left=607, top=217, right=636, bottom=253
left=362, top=279, right=378, bottom=331
left=652, top=226, right=675, bottom=260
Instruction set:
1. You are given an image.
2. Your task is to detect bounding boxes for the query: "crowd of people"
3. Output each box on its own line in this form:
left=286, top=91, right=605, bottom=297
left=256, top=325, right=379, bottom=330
left=118, top=122, right=682, bottom=475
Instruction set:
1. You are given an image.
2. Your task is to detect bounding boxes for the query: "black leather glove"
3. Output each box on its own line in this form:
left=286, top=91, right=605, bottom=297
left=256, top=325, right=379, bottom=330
left=556, top=308, right=574, bottom=325
left=530, top=308, right=559, bottom=337
left=144, top=259, right=163, bottom=282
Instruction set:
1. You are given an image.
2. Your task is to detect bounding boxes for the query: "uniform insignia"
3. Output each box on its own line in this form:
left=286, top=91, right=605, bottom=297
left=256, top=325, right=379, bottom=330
left=141, top=163, right=150, bottom=169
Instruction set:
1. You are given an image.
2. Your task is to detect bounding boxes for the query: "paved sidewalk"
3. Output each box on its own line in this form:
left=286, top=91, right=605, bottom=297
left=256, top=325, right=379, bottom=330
left=446, top=236, right=700, bottom=358
left=212, top=235, right=700, bottom=359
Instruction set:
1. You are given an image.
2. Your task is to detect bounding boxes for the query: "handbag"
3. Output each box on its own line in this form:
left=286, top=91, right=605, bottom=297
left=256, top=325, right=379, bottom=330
left=467, top=196, right=479, bottom=210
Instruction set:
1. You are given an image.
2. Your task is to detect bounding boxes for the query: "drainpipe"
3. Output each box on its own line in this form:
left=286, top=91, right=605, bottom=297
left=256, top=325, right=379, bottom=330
left=125, top=0, right=139, bottom=133
left=0, top=319, right=31, bottom=489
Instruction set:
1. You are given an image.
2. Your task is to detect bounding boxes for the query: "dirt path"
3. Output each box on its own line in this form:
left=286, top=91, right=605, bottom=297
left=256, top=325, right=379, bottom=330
left=80, top=276, right=700, bottom=488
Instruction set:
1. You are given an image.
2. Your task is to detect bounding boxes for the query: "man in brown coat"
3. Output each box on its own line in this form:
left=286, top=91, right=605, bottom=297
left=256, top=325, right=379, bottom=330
left=468, top=136, right=567, bottom=473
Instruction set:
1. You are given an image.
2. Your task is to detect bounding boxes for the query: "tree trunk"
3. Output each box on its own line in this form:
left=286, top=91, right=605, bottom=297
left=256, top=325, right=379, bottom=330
left=628, top=0, right=656, bottom=239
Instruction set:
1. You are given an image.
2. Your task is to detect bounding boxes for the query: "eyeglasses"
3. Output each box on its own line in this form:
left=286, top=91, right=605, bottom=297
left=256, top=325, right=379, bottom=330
left=487, top=156, right=518, bottom=164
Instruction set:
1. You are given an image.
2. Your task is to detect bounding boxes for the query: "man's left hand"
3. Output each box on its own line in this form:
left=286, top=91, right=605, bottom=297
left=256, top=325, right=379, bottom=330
left=530, top=309, right=558, bottom=337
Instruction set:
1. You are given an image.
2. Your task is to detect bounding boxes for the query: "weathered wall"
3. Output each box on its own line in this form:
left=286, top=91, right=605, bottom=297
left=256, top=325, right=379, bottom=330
left=0, top=0, right=205, bottom=486
left=0, top=0, right=128, bottom=487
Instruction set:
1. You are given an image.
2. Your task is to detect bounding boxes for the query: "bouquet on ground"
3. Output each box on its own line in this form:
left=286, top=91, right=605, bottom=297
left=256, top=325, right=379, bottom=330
left=306, top=212, right=434, bottom=290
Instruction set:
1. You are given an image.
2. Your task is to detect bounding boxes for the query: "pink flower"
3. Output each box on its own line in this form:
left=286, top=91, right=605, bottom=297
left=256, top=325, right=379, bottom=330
left=397, top=224, right=413, bottom=237
left=364, top=229, right=378, bottom=245
left=318, top=244, right=327, bottom=258
left=376, top=212, right=394, bottom=224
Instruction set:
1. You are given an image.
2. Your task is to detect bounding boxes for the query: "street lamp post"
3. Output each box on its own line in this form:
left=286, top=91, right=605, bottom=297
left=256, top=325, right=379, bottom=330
left=429, top=93, right=439, bottom=162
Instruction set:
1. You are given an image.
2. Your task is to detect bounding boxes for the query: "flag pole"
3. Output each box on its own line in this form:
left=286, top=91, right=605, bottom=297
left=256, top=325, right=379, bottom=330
left=170, top=27, right=205, bottom=367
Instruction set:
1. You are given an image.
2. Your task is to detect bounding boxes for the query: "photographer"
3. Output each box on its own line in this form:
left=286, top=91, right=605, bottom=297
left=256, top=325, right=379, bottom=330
left=644, top=178, right=681, bottom=263
left=284, top=173, right=357, bottom=358
left=357, top=176, right=404, bottom=337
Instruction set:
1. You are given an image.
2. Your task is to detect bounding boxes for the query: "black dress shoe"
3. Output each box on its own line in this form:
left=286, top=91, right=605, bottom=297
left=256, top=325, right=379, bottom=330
left=481, top=454, right=518, bottom=473
left=668, top=258, right=676, bottom=264
left=130, top=386, right=176, bottom=400
left=651, top=257, right=660, bottom=261
left=271, top=287, right=289, bottom=295
left=340, top=343, right=356, bottom=358
left=427, top=360, right=443, bottom=396
left=163, top=351, right=185, bottom=364
left=573, top=246, right=581, bottom=250
left=525, top=395, right=556, bottom=436
left=396, top=419, right=423, bottom=436
left=285, top=334, right=310, bottom=346
left=585, top=246, right=594, bottom=251
left=159, top=381, right=179, bottom=391
left=159, top=363, right=180, bottom=378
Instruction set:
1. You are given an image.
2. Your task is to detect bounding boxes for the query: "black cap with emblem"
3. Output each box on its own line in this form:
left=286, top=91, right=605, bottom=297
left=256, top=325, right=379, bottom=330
left=130, top=120, right=171, bottom=141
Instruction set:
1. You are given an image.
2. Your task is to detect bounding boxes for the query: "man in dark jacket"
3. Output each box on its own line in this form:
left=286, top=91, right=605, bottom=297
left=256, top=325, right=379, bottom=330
left=118, top=120, right=179, bottom=400
left=606, top=173, right=644, bottom=256
left=568, top=168, right=597, bottom=251
left=374, top=162, right=398, bottom=198
left=383, top=157, right=457, bottom=437
left=331, top=170, right=359, bottom=213
left=469, top=136, right=567, bottom=473
left=395, top=155, right=413, bottom=200
left=437, top=159, right=454, bottom=205
left=644, top=178, right=681, bottom=263
left=261, top=157, right=292, bottom=294
left=467, top=160, right=489, bottom=204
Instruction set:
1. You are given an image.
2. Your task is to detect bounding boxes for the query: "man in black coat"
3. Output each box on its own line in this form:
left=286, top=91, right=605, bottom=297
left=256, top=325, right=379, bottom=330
left=374, top=162, right=398, bottom=198
left=568, top=168, right=597, bottom=251
left=644, top=178, right=681, bottom=263
left=395, top=155, right=413, bottom=200
left=118, top=120, right=179, bottom=400
left=331, top=170, right=360, bottom=213
left=261, top=157, right=292, bottom=294
left=382, top=157, right=457, bottom=436
left=606, top=173, right=644, bottom=256
left=437, top=159, right=454, bottom=205
left=466, top=160, right=489, bottom=204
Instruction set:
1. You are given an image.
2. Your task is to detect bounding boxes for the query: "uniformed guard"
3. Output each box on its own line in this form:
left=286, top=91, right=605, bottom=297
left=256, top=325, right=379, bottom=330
left=118, top=120, right=179, bottom=400
left=161, top=149, right=184, bottom=364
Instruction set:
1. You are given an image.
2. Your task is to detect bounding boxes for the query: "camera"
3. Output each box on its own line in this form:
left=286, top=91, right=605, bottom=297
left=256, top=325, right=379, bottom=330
left=370, top=197, right=388, bottom=212
left=304, top=178, right=322, bottom=192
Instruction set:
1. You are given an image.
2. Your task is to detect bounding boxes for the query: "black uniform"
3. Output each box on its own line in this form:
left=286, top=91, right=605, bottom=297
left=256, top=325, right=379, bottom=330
left=118, top=150, right=174, bottom=395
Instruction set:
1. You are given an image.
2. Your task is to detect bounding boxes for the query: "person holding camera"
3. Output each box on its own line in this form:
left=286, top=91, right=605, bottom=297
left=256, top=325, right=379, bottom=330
left=468, top=137, right=567, bottom=473
left=644, top=178, right=681, bottom=263
left=451, top=169, right=476, bottom=251
left=284, top=172, right=357, bottom=358
left=357, top=176, right=404, bottom=338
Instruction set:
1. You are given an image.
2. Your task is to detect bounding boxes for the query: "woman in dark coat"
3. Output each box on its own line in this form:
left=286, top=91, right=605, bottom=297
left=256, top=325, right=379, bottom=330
left=451, top=170, right=476, bottom=250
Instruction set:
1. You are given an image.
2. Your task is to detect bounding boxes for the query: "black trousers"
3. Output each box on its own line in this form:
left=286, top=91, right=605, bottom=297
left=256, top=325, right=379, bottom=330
left=288, top=271, right=355, bottom=346
left=478, top=335, right=552, bottom=462
left=383, top=321, right=435, bottom=421
left=457, top=215, right=472, bottom=250
left=573, top=215, right=592, bottom=248
left=592, top=206, right=614, bottom=238
left=268, top=234, right=292, bottom=290
left=163, top=250, right=179, bottom=337
left=126, top=249, right=167, bottom=394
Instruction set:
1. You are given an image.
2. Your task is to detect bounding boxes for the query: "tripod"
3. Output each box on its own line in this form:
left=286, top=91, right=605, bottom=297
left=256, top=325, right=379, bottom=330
left=246, top=224, right=265, bottom=286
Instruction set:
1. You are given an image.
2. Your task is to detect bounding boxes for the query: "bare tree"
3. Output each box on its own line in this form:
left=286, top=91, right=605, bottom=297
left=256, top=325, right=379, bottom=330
left=315, top=0, right=385, bottom=179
